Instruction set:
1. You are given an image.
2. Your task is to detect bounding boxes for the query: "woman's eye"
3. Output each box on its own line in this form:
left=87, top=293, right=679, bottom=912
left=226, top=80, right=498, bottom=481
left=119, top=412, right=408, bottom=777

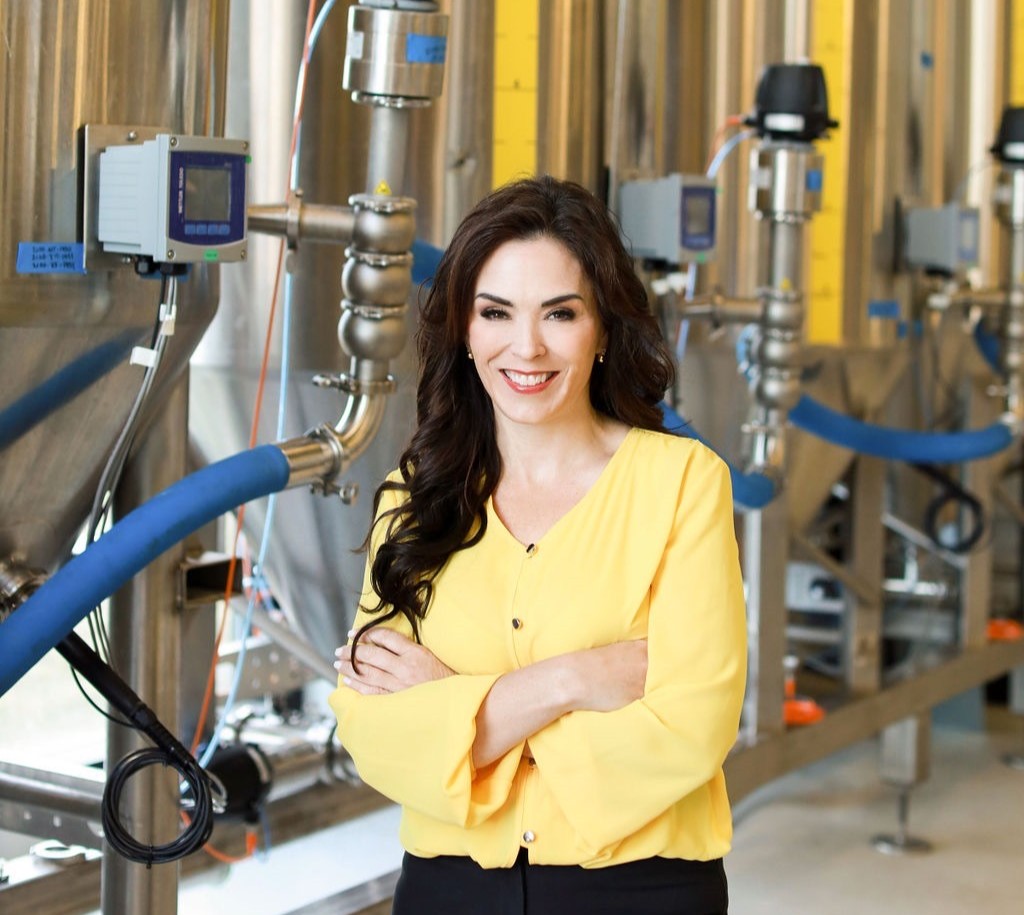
left=479, top=307, right=510, bottom=320
left=547, top=308, right=576, bottom=321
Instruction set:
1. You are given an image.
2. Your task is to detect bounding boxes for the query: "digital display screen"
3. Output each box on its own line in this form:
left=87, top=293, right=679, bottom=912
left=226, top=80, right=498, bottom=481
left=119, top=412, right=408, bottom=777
left=184, top=166, right=231, bottom=222
left=683, top=192, right=712, bottom=237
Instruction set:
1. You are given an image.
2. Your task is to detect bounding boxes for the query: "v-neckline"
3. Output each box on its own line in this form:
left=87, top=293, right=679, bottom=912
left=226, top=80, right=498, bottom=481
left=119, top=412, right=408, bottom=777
left=487, top=427, right=638, bottom=550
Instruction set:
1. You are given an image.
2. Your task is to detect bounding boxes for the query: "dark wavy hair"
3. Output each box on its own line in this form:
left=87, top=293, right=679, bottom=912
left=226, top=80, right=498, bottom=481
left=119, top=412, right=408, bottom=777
left=353, top=175, right=675, bottom=648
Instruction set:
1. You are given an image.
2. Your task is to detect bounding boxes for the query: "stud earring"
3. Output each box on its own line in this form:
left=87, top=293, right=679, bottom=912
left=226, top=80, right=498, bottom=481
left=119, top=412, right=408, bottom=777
left=597, top=350, right=605, bottom=364
left=467, top=347, right=474, bottom=361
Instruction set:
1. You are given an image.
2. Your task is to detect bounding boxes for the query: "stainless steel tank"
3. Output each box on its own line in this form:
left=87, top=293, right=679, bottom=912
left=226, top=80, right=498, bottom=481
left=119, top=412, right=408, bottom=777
left=0, top=0, right=228, bottom=578
left=189, top=0, right=494, bottom=659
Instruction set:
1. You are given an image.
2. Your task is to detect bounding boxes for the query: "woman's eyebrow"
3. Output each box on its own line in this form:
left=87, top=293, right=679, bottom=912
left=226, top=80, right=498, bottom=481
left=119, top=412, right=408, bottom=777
left=541, top=293, right=584, bottom=306
left=475, top=292, right=512, bottom=305
left=473, top=292, right=584, bottom=306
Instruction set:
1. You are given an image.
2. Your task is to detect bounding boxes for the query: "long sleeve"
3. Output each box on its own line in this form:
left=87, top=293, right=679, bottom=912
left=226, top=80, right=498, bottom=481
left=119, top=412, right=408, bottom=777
left=328, top=483, right=525, bottom=829
left=526, top=446, right=747, bottom=852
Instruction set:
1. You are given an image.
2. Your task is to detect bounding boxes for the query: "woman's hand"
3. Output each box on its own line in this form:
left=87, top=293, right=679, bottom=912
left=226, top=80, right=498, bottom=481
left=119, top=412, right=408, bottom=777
left=335, top=628, right=454, bottom=695
left=471, top=638, right=649, bottom=770
left=569, top=639, right=648, bottom=712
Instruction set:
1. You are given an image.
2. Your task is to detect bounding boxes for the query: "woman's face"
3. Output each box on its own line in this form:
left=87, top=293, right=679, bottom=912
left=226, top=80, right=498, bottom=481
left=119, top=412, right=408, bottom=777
left=466, top=236, right=607, bottom=433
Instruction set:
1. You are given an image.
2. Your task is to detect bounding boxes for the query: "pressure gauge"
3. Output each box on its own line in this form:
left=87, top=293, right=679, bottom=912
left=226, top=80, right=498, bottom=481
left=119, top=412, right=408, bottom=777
left=98, top=134, right=248, bottom=264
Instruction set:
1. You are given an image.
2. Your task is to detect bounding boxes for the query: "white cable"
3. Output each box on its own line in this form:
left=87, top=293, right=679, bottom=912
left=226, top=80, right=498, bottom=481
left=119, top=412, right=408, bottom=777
left=707, top=128, right=756, bottom=179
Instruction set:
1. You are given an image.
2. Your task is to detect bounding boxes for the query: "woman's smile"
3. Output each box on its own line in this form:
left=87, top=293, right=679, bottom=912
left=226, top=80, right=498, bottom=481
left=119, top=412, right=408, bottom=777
left=500, top=369, right=558, bottom=392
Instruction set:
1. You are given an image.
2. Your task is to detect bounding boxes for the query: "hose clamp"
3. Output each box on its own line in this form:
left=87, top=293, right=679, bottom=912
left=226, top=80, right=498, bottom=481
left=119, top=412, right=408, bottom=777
left=344, top=247, right=414, bottom=269
left=349, top=193, right=416, bottom=215
left=340, top=298, right=409, bottom=321
left=312, top=372, right=397, bottom=396
left=0, top=558, right=45, bottom=621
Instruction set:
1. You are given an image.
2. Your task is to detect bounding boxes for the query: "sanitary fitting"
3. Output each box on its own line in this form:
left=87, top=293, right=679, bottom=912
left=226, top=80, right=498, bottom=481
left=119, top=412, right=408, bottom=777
left=343, top=3, right=448, bottom=107
left=247, top=191, right=356, bottom=249
left=0, top=558, right=44, bottom=622
left=678, top=291, right=762, bottom=328
left=749, top=145, right=824, bottom=224
left=278, top=427, right=344, bottom=490
left=339, top=195, right=416, bottom=369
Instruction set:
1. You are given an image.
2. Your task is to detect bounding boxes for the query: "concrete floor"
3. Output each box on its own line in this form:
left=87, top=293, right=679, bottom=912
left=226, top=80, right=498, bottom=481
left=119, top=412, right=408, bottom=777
left=727, top=708, right=1024, bottom=914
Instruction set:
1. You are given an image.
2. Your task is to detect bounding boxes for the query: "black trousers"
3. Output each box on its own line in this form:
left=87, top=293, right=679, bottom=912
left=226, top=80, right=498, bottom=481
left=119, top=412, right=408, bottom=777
left=392, top=849, right=728, bottom=915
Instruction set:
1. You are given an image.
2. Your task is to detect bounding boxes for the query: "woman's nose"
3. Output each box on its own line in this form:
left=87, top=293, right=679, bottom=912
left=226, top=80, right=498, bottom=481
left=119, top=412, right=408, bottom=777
left=511, top=317, right=546, bottom=359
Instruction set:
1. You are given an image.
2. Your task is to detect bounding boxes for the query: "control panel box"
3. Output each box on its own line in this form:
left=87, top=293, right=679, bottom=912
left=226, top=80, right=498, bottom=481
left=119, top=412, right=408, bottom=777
left=904, top=203, right=979, bottom=275
left=97, top=134, right=248, bottom=264
left=618, top=174, right=717, bottom=266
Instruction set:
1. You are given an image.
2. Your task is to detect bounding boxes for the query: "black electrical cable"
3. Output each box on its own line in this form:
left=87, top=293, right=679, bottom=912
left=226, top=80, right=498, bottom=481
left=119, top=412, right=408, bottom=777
left=103, top=747, right=214, bottom=866
left=910, top=462, right=986, bottom=554
left=68, top=664, right=133, bottom=728
left=57, top=632, right=215, bottom=865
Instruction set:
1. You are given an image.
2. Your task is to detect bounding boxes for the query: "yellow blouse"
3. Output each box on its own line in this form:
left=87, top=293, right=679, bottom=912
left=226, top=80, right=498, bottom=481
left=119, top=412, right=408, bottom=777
left=329, top=427, right=747, bottom=869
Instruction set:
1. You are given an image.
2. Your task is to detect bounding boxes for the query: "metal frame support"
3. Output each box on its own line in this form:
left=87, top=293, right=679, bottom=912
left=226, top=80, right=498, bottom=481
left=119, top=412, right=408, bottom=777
left=872, top=713, right=933, bottom=854
left=741, top=496, right=789, bottom=740
left=844, top=454, right=886, bottom=695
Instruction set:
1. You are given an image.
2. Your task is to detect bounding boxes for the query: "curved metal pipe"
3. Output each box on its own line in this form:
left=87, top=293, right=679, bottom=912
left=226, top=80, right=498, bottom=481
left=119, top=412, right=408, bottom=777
left=334, top=391, right=389, bottom=470
left=277, top=389, right=388, bottom=491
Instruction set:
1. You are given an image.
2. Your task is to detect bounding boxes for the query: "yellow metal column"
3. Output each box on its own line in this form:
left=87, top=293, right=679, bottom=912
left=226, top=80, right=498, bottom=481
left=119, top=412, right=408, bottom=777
left=806, top=0, right=849, bottom=344
left=1013, top=0, right=1024, bottom=103
left=493, top=0, right=539, bottom=186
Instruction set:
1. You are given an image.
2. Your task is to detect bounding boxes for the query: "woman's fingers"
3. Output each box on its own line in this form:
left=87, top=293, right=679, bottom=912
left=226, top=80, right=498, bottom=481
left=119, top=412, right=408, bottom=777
left=334, top=627, right=455, bottom=693
left=362, top=627, right=415, bottom=654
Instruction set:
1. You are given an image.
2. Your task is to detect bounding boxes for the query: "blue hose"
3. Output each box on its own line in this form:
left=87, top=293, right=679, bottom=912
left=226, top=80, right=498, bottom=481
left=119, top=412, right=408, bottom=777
left=789, top=395, right=1013, bottom=462
left=0, top=331, right=139, bottom=453
left=412, top=239, right=444, bottom=287
left=973, top=320, right=1001, bottom=374
left=659, top=402, right=778, bottom=509
left=0, top=445, right=292, bottom=697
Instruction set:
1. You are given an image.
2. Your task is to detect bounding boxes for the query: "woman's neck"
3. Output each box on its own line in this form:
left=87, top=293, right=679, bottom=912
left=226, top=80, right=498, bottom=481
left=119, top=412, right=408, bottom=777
left=493, top=410, right=628, bottom=489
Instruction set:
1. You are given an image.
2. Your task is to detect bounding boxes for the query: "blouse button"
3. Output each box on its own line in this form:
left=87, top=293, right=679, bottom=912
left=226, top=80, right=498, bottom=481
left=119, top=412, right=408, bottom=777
left=512, top=618, right=522, bottom=630
left=522, top=830, right=536, bottom=844
left=525, top=543, right=537, bottom=557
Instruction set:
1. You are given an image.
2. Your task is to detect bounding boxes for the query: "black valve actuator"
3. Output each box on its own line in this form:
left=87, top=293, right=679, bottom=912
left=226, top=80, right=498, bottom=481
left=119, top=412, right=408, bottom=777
left=745, top=63, right=839, bottom=142
left=991, top=107, right=1024, bottom=163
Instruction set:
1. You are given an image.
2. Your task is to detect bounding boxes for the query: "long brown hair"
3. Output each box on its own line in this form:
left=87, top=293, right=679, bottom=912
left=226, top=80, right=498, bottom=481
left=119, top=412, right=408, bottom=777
left=354, top=176, right=675, bottom=645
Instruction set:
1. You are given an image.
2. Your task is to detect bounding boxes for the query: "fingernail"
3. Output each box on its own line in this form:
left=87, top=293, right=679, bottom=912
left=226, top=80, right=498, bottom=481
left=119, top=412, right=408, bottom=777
left=347, top=629, right=355, bottom=637
left=342, top=676, right=351, bottom=685
left=333, top=661, right=342, bottom=670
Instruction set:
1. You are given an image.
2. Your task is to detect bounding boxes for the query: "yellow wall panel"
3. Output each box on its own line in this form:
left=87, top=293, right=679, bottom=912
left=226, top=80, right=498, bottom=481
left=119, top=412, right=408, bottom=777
left=807, top=0, right=848, bottom=345
left=493, top=0, right=539, bottom=186
left=1013, top=0, right=1024, bottom=104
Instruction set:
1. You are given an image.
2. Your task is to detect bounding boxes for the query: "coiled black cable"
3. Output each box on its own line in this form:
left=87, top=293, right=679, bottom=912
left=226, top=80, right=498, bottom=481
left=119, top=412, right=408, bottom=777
left=57, top=631, right=216, bottom=865
left=102, top=746, right=215, bottom=866
left=911, top=462, right=986, bottom=554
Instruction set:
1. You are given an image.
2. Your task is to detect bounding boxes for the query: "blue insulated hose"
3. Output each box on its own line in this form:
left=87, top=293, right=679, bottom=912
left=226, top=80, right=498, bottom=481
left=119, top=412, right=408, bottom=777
left=659, top=402, right=778, bottom=509
left=412, top=239, right=444, bottom=287
left=973, top=320, right=1001, bottom=374
left=0, top=331, right=139, bottom=453
left=0, top=445, right=292, bottom=697
left=789, top=395, right=1013, bottom=463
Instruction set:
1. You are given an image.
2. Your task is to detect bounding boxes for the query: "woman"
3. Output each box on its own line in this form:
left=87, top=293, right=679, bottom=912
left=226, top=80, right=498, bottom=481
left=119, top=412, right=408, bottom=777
left=330, top=176, right=746, bottom=914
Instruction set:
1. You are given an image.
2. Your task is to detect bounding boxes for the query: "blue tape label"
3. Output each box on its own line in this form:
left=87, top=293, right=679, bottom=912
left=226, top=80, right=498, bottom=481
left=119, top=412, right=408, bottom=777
left=16, top=242, right=86, bottom=274
left=805, top=169, right=823, bottom=192
left=867, top=299, right=900, bottom=319
left=406, top=34, right=447, bottom=64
